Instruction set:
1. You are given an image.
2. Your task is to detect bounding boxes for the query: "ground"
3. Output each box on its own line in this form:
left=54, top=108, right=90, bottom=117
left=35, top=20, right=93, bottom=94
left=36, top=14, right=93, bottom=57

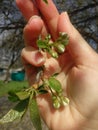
left=0, top=97, right=48, bottom=130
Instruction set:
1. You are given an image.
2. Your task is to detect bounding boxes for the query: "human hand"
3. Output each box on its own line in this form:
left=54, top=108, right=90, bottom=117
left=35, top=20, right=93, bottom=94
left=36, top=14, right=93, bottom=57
left=16, top=0, right=98, bottom=130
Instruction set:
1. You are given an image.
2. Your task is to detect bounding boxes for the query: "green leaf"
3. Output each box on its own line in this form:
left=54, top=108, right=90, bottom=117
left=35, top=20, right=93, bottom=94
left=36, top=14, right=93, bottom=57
left=8, top=91, right=20, bottom=102
left=52, top=73, right=59, bottom=77
left=37, top=39, right=48, bottom=49
left=29, top=95, right=42, bottom=130
left=0, top=100, right=28, bottom=124
left=43, top=0, right=48, bottom=4
left=48, top=77, right=62, bottom=93
left=15, top=91, right=30, bottom=100
left=38, top=89, right=48, bottom=94
left=8, top=95, right=19, bottom=102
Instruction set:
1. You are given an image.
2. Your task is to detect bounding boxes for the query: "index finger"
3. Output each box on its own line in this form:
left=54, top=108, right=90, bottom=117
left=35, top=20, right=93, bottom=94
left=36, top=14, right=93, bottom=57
left=16, top=0, right=39, bottom=21
left=36, top=0, right=59, bottom=39
left=16, top=0, right=48, bottom=46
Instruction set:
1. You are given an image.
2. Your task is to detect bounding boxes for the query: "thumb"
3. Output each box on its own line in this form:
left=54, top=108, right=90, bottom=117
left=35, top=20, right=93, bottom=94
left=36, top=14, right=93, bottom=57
left=58, top=12, right=96, bottom=65
left=21, top=46, right=45, bottom=67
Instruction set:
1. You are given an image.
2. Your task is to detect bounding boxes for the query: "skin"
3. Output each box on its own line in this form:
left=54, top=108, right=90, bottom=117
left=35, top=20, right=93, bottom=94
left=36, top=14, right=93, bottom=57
left=16, top=0, right=98, bottom=130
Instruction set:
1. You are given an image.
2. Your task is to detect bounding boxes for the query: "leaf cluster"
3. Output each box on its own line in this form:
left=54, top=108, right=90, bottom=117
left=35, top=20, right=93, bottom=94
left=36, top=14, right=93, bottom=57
left=0, top=32, right=69, bottom=130
left=37, top=32, right=69, bottom=58
left=0, top=87, right=42, bottom=130
left=0, top=76, right=69, bottom=129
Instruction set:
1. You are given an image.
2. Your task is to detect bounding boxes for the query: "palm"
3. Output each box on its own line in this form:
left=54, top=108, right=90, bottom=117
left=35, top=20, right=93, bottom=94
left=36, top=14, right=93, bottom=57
left=37, top=50, right=98, bottom=130
left=24, top=38, right=98, bottom=129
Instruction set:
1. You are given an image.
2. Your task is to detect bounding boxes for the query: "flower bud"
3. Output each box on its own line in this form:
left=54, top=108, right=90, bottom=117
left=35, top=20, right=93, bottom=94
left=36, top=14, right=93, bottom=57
left=52, top=96, right=61, bottom=109
left=60, top=96, right=69, bottom=106
left=55, top=43, right=65, bottom=54
left=49, top=50, right=58, bottom=58
left=53, top=99, right=61, bottom=109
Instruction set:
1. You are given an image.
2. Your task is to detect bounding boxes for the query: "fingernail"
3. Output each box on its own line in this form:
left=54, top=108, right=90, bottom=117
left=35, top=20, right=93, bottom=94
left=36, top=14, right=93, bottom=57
left=32, top=51, right=45, bottom=66
left=28, top=15, right=41, bottom=24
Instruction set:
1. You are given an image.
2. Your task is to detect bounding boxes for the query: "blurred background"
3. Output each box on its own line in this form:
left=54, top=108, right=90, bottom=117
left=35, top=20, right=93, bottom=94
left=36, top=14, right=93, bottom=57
left=0, top=0, right=98, bottom=130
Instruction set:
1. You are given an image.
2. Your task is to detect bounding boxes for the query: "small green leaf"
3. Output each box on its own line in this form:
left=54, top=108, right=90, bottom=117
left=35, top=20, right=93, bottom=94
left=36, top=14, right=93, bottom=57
left=52, top=73, right=59, bottom=77
left=48, top=77, right=62, bottom=93
left=37, top=39, right=48, bottom=49
left=15, top=91, right=30, bottom=100
left=0, top=100, right=28, bottom=124
left=38, top=89, right=48, bottom=94
left=43, top=0, right=48, bottom=4
left=8, top=95, right=19, bottom=102
left=29, top=95, right=42, bottom=130
left=8, top=91, right=20, bottom=102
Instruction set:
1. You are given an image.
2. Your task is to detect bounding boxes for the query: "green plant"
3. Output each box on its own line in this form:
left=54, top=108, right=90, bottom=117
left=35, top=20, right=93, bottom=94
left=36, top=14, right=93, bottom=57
left=0, top=1, right=69, bottom=129
left=0, top=32, right=69, bottom=130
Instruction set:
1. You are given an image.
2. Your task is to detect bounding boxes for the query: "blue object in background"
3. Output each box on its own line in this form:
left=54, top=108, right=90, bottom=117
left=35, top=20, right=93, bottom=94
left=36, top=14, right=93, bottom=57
left=11, top=70, right=25, bottom=81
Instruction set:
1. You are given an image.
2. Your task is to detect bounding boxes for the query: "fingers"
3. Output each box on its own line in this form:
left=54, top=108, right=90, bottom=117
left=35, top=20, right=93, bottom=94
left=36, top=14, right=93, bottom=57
left=58, top=12, right=97, bottom=65
left=16, top=0, right=59, bottom=40
left=21, top=46, right=45, bottom=67
left=21, top=46, right=46, bottom=85
left=16, top=0, right=39, bottom=21
left=36, top=0, right=59, bottom=39
left=24, top=16, right=44, bottom=46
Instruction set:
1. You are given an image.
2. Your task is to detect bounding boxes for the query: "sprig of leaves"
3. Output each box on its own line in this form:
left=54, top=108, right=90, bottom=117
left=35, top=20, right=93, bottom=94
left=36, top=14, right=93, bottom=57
left=37, top=32, right=69, bottom=58
left=0, top=32, right=69, bottom=130
left=44, top=76, right=69, bottom=109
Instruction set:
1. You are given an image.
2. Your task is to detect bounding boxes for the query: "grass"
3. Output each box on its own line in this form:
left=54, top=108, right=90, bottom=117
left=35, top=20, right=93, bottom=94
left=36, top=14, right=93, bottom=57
left=0, top=80, right=29, bottom=97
